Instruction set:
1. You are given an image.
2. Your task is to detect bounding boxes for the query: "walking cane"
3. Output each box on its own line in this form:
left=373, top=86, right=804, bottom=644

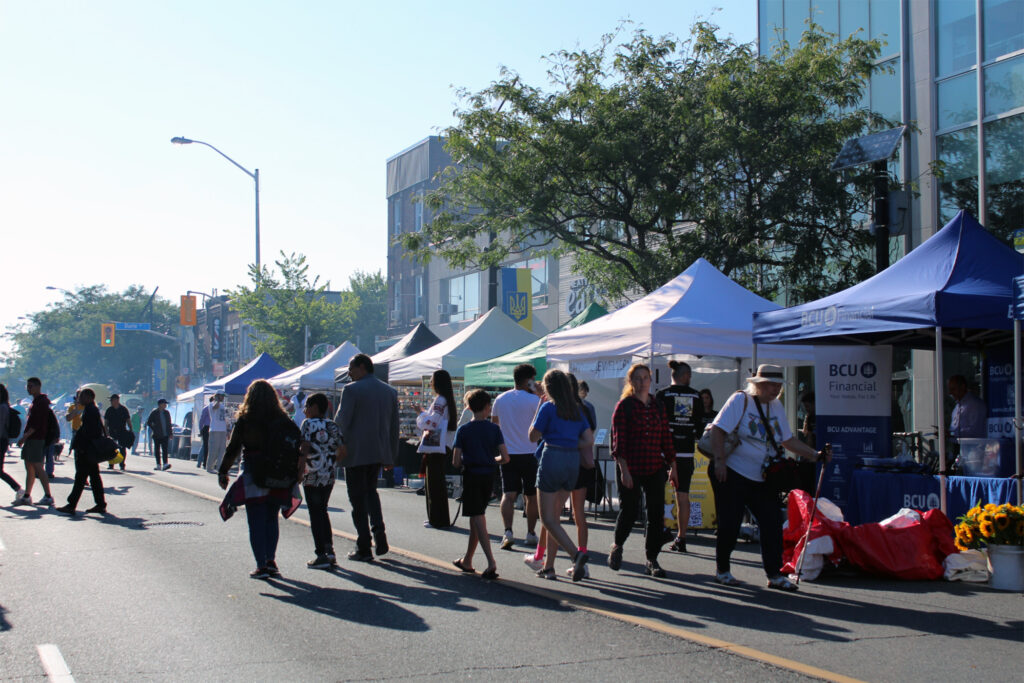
left=795, top=444, right=831, bottom=585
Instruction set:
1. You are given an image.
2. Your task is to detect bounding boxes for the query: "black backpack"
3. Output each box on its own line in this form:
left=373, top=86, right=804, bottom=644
left=45, top=408, right=61, bottom=445
left=249, top=417, right=302, bottom=489
left=6, top=406, right=21, bottom=439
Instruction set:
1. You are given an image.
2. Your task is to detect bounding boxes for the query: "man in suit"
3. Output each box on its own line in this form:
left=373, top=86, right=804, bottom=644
left=335, top=353, right=399, bottom=562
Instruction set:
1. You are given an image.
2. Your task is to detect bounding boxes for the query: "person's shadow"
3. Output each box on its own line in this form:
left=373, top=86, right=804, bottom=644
left=261, top=575, right=428, bottom=632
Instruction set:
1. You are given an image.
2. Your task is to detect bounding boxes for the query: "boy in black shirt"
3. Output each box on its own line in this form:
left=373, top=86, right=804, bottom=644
left=656, top=361, right=703, bottom=552
left=452, top=389, right=509, bottom=579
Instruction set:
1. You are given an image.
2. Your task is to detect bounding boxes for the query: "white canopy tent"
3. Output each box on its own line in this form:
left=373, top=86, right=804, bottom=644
left=387, top=308, right=538, bottom=384
left=268, top=341, right=361, bottom=393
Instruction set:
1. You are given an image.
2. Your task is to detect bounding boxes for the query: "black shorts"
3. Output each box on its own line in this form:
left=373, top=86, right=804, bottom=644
left=499, top=453, right=537, bottom=496
left=574, top=465, right=596, bottom=490
left=462, top=471, right=495, bottom=516
left=674, top=457, right=695, bottom=492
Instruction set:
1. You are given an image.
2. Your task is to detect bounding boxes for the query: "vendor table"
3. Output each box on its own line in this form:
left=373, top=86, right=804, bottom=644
left=847, top=469, right=1017, bottom=525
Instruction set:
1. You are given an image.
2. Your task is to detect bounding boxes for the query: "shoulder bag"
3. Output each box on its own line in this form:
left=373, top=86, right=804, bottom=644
left=696, top=391, right=747, bottom=458
left=755, top=397, right=800, bottom=492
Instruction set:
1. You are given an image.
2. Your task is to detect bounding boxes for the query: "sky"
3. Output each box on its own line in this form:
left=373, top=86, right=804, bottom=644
left=0, top=1, right=755, bottom=354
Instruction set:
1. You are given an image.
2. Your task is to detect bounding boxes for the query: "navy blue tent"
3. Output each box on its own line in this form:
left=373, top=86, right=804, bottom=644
left=1014, top=275, right=1024, bottom=321
left=753, top=211, right=1024, bottom=348
left=1014, top=275, right=1024, bottom=504
left=204, top=352, right=286, bottom=395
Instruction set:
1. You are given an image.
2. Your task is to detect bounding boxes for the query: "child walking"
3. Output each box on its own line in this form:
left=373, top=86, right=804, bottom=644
left=452, top=389, right=509, bottom=580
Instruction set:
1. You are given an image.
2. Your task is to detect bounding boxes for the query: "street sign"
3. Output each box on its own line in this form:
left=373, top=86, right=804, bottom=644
left=115, top=322, right=151, bottom=331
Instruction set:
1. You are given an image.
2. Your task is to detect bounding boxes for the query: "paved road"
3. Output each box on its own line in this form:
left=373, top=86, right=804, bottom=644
left=1, top=450, right=1020, bottom=682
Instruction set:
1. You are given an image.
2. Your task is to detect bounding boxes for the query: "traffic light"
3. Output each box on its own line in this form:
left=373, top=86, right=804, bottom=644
left=101, top=323, right=115, bottom=347
left=180, top=295, right=197, bottom=326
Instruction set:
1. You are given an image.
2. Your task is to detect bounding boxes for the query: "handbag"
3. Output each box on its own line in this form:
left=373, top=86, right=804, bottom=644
left=696, top=392, right=747, bottom=457
left=754, top=397, right=800, bottom=492
left=90, top=435, right=120, bottom=464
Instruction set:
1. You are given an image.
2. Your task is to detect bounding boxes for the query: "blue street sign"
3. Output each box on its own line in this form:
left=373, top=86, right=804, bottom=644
left=115, top=322, right=152, bottom=331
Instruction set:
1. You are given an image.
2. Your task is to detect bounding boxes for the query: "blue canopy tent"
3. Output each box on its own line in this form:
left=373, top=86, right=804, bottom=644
left=1013, top=275, right=1024, bottom=503
left=753, top=211, right=1024, bottom=512
left=204, top=352, right=286, bottom=396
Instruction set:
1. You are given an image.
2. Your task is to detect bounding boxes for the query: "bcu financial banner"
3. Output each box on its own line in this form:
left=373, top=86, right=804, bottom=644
left=814, top=345, right=892, bottom=513
left=501, top=268, right=532, bottom=331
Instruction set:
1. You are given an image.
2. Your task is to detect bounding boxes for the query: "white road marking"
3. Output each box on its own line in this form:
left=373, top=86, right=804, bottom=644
left=36, top=644, right=75, bottom=682
left=0, top=534, right=5, bottom=550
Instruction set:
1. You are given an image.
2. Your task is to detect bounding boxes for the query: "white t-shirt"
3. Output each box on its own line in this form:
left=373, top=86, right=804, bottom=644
left=208, top=401, right=227, bottom=432
left=492, top=388, right=540, bottom=455
left=711, top=391, right=793, bottom=482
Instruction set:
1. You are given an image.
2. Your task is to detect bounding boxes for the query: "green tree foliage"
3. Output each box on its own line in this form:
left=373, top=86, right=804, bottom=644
left=228, top=252, right=358, bottom=368
left=4, top=286, right=178, bottom=397
left=401, top=22, right=893, bottom=304
left=347, top=270, right=387, bottom=350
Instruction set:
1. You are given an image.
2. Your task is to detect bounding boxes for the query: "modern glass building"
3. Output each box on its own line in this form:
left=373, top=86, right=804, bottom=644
left=759, top=0, right=1023, bottom=247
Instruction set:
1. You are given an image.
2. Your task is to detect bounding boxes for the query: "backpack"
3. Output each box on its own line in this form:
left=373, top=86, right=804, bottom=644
left=6, top=406, right=21, bottom=439
left=45, top=408, right=61, bottom=445
left=248, top=417, right=302, bottom=489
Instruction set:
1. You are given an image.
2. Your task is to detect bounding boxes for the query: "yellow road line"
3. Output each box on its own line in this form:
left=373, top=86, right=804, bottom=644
left=128, top=471, right=867, bottom=683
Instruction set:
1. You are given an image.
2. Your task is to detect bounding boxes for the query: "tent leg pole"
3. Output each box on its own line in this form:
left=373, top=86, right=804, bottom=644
left=752, top=343, right=758, bottom=374
left=935, top=326, right=947, bottom=515
left=1016, top=319, right=1022, bottom=505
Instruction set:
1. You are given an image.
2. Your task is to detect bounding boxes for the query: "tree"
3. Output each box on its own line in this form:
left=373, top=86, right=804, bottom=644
left=4, top=286, right=179, bottom=397
left=347, top=270, right=387, bottom=350
left=228, top=252, right=358, bottom=368
left=401, top=22, right=892, bottom=304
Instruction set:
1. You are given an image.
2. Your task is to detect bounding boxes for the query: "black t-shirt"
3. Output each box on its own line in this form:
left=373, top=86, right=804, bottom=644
left=656, top=384, right=702, bottom=455
left=104, top=405, right=132, bottom=436
left=453, top=419, right=504, bottom=474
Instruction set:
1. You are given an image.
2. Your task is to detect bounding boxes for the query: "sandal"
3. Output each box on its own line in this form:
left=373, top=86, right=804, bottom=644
left=766, top=575, right=799, bottom=592
left=535, top=567, right=557, bottom=580
left=481, top=567, right=499, bottom=580
left=714, top=571, right=741, bottom=586
left=452, top=558, right=476, bottom=574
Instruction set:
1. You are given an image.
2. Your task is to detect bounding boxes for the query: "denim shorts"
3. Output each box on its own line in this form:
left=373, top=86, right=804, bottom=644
left=535, top=444, right=579, bottom=493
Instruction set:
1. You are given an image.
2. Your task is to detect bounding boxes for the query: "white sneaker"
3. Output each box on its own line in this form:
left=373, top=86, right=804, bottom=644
left=14, top=493, right=31, bottom=506
left=523, top=553, right=543, bottom=571
left=500, top=530, right=514, bottom=550
left=565, top=564, right=590, bottom=579
left=38, top=495, right=55, bottom=507
left=12, top=488, right=26, bottom=504
left=525, top=531, right=539, bottom=547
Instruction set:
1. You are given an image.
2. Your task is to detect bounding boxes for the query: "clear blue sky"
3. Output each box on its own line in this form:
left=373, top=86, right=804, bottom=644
left=0, top=1, right=755, bottom=351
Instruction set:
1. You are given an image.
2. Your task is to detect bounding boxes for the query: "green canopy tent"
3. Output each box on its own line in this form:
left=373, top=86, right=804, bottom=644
left=464, top=303, right=607, bottom=388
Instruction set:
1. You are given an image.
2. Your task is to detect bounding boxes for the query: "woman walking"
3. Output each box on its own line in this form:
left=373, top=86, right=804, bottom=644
left=417, top=370, right=457, bottom=529
left=218, top=380, right=303, bottom=579
left=0, top=384, right=25, bottom=501
left=565, top=373, right=595, bottom=578
left=530, top=369, right=593, bottom=582
left=57, top=388, right=107, bottom=515
left=608, top=364, right=677, bottom=578
left=707, top=365, right=826, bottom=591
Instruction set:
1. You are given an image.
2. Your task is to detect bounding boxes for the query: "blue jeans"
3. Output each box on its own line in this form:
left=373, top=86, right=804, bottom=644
left=45, top=444, right=55, bottom=478
left=245, top=499, right=280, bottom=568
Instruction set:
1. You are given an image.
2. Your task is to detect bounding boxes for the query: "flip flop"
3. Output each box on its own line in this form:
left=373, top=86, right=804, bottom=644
left=481, top=567, right=499, bottom=580
left=452, top=558, right=476, bottom=574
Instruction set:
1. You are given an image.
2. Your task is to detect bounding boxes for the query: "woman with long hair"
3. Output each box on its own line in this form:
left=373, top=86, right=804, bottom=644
left=218, top=380, right=303, bottom=580
left=529, top=369, right=593, bottom=581
left=0, top=384, right=25, bottom=499
left=418, top=369, right=458, bottom=529
left=608, top=364, right=677, bottom=578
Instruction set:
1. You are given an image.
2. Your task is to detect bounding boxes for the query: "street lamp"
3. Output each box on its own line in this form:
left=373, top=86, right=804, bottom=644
left=46, top=285, right=75, bottom=298
left=171, top=136, right=261, bottom=271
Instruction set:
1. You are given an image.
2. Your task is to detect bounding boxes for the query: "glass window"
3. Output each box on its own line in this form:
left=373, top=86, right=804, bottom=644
left=444, top=272, right=482, bottom=323
left=984, top=114, right=1024, bottom=239
left=392, top=198, right=402, bottom=235
left=759, top=0, right=784, bottom=55
left=507, top=256, right=549, bottom=304
left=937, top=71, right=978, bottom=129
left=840, top=0, right=868, bottom=39
left=984, top=0, right=1024, bottom=60
left=414, top=276, right=423, bottom=319
left=784, top=0, right=810, bottom=47
left=870, top=58, right=902, bottom=122
left=869, top=0, right=900, bottom=55
left=414, top=193, right=424, bottom=232
left=984, top=55, right=1024, bottom=117
left=392, top=286, right=401, bottom=323
left=936, top=127, right=979, bottom=224
left=936, top=0, right=976, bottom=77
left=810, top=0, right=838, bottom=35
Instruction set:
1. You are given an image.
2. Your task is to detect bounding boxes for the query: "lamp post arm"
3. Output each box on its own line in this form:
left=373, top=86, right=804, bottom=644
left=189, top=140, right=256, bottom=181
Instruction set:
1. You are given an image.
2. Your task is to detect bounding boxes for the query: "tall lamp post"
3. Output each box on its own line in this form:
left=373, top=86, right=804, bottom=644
left=170, top=136, right=261, bottom=271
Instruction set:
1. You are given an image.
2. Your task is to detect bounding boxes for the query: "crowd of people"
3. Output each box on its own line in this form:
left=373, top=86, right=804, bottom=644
left=1, top=355, right=831, bottom=591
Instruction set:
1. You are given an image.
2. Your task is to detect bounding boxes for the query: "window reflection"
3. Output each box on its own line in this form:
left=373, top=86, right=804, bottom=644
left=870, top=58, right=902, bottom=122
left=984, top=55, right=1024, bottom=117
left=870, top=0, right=900, bottom=55
left=937, top=72, right=978, bottom=129
left=936, top=0, right=976, bottom=77
left=937, top=128, right=979, bottom=224
left=983, top=0, right=1024, bottom=60
left=984, top=115, right=1024, bottom=241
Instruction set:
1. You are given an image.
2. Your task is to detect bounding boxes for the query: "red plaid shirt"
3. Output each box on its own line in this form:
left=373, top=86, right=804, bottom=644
left=611, top=396, right=675, bottom=476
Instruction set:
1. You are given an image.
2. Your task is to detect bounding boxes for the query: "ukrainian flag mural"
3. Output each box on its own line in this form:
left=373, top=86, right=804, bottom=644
left=501, top=267, right=532, bottom=331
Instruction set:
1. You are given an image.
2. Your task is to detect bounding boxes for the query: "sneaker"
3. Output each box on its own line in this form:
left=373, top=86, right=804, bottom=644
left=249, top=567, right=271, bottom=580
left=535, top=567, right=556, bottom=580
left=374, top=534, right=389, bottom=557
left=162, top=463, right=172, bottom=471
left=85, top=504, right=107, bottom=514
left=669, top=537, right=687, bottom=553
left=523, top=553, right=544, bottom=571
left=153, top=466, right=161, bottom=471
left=571, top=551, right=589, bottom=582
left=265, top=561, right=281, bottom=577
left=645, top=560, right=667, bottom=578
left=565, top=563, right=590, bottom=579
left=766, top=575, right=799, bottom=592
left=307, top=555, right=332, bottom=570
left=12, top=488, right=26, bottom=504
left=500, top=530, right=514, bottom=550
left=13, top=494, right=31, bottom=506
left=608, top=544, right=623, bottom=571
left=56, top=504, right=76, bottom=515
left=525, top=531, right=539, bottom=547
left=714, top=571, right=741, bottom=586
left=348, top=550, right=374, bottom=562
left=327, top=553, right=337, bottom=565
left=37, top=495, right=54, bottom=507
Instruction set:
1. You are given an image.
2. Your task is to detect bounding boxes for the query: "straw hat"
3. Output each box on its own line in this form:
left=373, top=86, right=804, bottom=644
left=747, top=364, right=784, bottom=384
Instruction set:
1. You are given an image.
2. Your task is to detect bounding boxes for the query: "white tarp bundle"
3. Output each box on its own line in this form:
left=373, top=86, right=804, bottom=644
left=387, top=308, right=538, bottom=384
left=268, top=341, right=361, bottom=392
left=546, top=258, right=813, bottom=375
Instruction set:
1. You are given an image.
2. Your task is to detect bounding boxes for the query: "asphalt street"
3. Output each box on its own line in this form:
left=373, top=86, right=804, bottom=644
left=0, top=449, right=1020, bottom=682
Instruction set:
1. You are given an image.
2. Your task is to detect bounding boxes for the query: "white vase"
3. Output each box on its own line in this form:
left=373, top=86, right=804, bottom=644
left=986, top=544, right=1024, bottom=592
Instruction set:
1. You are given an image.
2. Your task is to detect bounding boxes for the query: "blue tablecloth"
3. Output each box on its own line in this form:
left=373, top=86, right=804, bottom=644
left=847, top=470, right=1018, bottom=525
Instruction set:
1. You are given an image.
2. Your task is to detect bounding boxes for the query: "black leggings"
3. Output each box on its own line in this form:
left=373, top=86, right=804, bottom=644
left=709, top=464, right=783, bottom=577
left=0, top=439, right=20, bottom=491
left=613, top=466, right=667, bottom=561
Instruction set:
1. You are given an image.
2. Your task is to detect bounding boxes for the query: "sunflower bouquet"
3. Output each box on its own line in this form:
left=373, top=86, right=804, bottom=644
left=954, top=503, right=1024, bottom=551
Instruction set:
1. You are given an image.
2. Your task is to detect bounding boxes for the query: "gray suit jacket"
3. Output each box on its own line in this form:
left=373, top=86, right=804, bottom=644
left=334, top=375, right=399, bottom=468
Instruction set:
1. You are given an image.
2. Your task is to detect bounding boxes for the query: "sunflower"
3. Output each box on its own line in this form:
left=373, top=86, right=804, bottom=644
left=979, top=520, right=996, bottom=538
left=955, top=538, right=968, bottom=551
left=995, top=513, right=1010, bottom=530
left=984, top=503, right=999, bottom=513
left=967, top=505, right=982, bottom=518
